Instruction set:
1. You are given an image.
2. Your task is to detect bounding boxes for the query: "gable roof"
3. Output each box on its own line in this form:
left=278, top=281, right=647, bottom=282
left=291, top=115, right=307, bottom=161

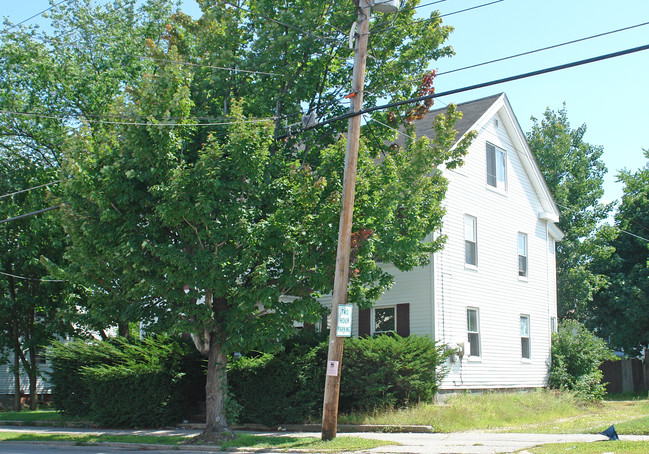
left=414, top=93, right=562, bottom=238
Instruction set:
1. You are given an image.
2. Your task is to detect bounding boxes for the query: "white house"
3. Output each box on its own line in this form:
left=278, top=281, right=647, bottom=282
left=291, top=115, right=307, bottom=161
left=338, top=93, right=563, bottom=391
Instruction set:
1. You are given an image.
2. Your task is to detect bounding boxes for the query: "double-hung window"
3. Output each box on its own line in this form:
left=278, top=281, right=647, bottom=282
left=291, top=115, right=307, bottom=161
left=465, top=215, right=478, bottom=267
left=486, top=143, right=507, bottom=190
left=518, top=233, right=528, bottom=277
left=520, top=315, right=531, bottom=359
left=467, top=308, right=481, bottom=357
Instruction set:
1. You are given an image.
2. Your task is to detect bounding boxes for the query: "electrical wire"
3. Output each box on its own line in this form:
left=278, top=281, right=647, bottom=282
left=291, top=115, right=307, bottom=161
left=279, top=42, right=649, bottom=139
left=0, top=270, right=66, bottom=283
left=0, top=180, right=61, bottom=200
left=437, top=20, right=649, bottom=76
left=129, top=54, right=285, bottom=77
left=222, top=1, right=336, bottom=44
left=0, top=0, right=69, bottom=34
left=0, top=110, right=276, bottom=127
left=438, top=0, right=504, bottom=18
left=0, top=203, right=67, bottom=225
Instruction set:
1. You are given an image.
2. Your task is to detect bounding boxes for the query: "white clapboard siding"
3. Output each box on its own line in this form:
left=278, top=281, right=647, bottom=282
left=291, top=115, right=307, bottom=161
left=0, top=361, right=52, bottom=395
left=320, top=94, right=560, bottom=391
left=435, top=99, right=559, bottom=390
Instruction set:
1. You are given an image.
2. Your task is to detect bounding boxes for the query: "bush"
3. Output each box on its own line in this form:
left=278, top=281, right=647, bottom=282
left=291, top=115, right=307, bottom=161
left=48, top=336, right=205, bottom=426
left=48, top=340, right=123, bottom=417
left=548, top=320, right=616, bottom=401
left=228, top=331, right=450, bottom=426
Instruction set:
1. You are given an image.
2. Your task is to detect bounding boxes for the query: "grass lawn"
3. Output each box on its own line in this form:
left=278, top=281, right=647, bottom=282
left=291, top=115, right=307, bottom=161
left=527, top=440, right=649, bottom=453
left=0, top=410, right=69, bottom=423
left=0, top=431, right=395, bottom=451
left=338, top=390, right=649, bottom=434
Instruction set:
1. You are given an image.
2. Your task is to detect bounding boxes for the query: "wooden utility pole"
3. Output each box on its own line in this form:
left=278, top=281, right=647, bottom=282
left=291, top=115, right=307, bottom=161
left=321, top=0, right=370, bottom=441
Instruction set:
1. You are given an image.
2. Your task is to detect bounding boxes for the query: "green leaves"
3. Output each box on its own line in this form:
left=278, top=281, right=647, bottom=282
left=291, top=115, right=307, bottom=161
left=527, top=106, right=612, bottom=319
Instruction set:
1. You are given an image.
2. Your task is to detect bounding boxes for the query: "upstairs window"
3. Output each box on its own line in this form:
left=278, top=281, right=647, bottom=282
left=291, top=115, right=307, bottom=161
left=465, top=215, right=478, bottom=267
left=518, top=233, right=528, bottom=277
left=486, top=143, right=507, bottom=190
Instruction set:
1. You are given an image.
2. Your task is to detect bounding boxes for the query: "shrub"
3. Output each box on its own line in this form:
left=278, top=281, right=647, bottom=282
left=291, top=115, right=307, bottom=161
left=48, top=336, right=205, bottom=426
left=228, top=331, right=450, bottom=426
left=548, top=320, right=616, bottom=400
left=47, top=340, right=123, bottom=417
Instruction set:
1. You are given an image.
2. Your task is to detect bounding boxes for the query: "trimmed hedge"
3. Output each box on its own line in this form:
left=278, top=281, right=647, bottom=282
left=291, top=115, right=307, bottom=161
left=228, top=332, right=449, bottom=426
left=48, top=336, right=205, bottom=426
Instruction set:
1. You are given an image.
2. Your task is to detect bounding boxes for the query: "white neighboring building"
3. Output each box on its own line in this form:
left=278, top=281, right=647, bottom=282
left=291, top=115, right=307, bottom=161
left=331, top=93, right=563, bottom=391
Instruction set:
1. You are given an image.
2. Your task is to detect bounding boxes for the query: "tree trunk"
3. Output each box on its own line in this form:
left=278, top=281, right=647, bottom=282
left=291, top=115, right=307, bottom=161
left=203, top=330, right=233, bottom=439
left=28, top=344, right=39, bottom=411
left=118, top=322, right=130, bottom=338
left=12, top=347, right=21, bottom=412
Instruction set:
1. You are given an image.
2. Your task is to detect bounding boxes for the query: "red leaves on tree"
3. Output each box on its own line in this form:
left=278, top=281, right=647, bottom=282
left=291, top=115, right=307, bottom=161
left=404, top=71, right=436, bottom=123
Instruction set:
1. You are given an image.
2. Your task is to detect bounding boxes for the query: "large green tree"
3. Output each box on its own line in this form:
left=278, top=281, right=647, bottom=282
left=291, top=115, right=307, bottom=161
left=0, top=0, right=176, bottom=335
left=59, top=0, right=474, bottom=439
left=589, top=150, right=649, bottom=355
left=526, top=106, right=613, bottom=319
left=0, top=150, right=74, bottom=411
left=3, top=0, right=473, bottom=437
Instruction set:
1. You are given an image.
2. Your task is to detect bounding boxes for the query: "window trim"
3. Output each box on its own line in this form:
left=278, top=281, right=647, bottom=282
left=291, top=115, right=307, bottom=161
left=467, top=307, right=481, bottom=358
left=520, top=314, right=531, bottom=360
left=518, top=232, right=528, bottom=278
left=486, top=142, right=507, bottom=191
left=464, top=215, right=478, bottom=268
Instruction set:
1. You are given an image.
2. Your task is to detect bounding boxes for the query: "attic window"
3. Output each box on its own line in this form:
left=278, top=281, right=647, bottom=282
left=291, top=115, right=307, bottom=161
left=494, top=119, right=499, bottom=127
left=486, top=143, right=507, bottom=191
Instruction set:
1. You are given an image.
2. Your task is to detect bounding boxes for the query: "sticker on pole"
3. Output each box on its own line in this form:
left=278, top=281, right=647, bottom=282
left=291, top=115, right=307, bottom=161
left=327, top=361, right=339, bottom=377
left=336, top=304, right=353, bottom=337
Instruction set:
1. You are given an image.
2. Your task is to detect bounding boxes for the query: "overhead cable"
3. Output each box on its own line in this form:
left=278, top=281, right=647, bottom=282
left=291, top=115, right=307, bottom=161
left=0, top=203, right=67, bottom=225
left=439, top=0, right=503, bottom=18
left=0, top=0, right=69, bottom=34
left=130, top=55, right=284, bottom=77
left=0, top=270, right=66, bottom=283
left=222, top=1, right=335, bottom=44
left=0, top=180, right=62, bottom=200
left=438, top=20, right=649, bottom=76
left=280, top=42, right=649, bottom=138
left=0, top=110, right=276, bottom=127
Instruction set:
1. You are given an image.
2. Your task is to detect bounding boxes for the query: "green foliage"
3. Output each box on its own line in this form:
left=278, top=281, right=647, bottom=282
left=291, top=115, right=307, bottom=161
left=228, top=332, right=449, bottom=426
left=48, top=340, right=122, bottom=417
left=548, top=320, right=616, bottom=401
left=526, top=106, right=612, bottom=319
left=3, top=0, right=474, bottom=432
left=590, top=150, right=649, bottom=355
left=48, top=336, right=205, bottom=426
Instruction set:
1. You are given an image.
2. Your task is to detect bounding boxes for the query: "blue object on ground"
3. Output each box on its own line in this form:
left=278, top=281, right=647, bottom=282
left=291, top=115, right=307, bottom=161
left=599, top=425, right=619, bottom=441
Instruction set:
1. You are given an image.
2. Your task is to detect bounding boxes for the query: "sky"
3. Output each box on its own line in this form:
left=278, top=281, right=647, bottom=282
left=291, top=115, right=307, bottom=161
left=2, top=0, right=648, bottom=205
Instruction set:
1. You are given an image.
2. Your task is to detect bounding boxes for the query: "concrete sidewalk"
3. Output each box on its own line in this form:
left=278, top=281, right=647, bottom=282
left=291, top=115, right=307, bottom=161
left=2, top=425, right=648, bottom=453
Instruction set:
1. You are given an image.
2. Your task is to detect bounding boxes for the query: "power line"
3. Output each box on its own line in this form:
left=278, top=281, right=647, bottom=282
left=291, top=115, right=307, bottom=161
left=0, top=270, right=66, bottom=283
left=0, top=204, right=67, bottom=225
left=0, top=180, right=62, bottom=200
left=281, top=42, right=649, bottom=139
left=438, top=0, right=504, bottom=18
left=129, top=54, right=285, bottom=77
left=222, top=1, right=335, bottom=44
left=0, top=110, right=276, bottom=127
left=0, top=0, right=69, bottom=34
left=438, top=20, right=649, bottom=76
